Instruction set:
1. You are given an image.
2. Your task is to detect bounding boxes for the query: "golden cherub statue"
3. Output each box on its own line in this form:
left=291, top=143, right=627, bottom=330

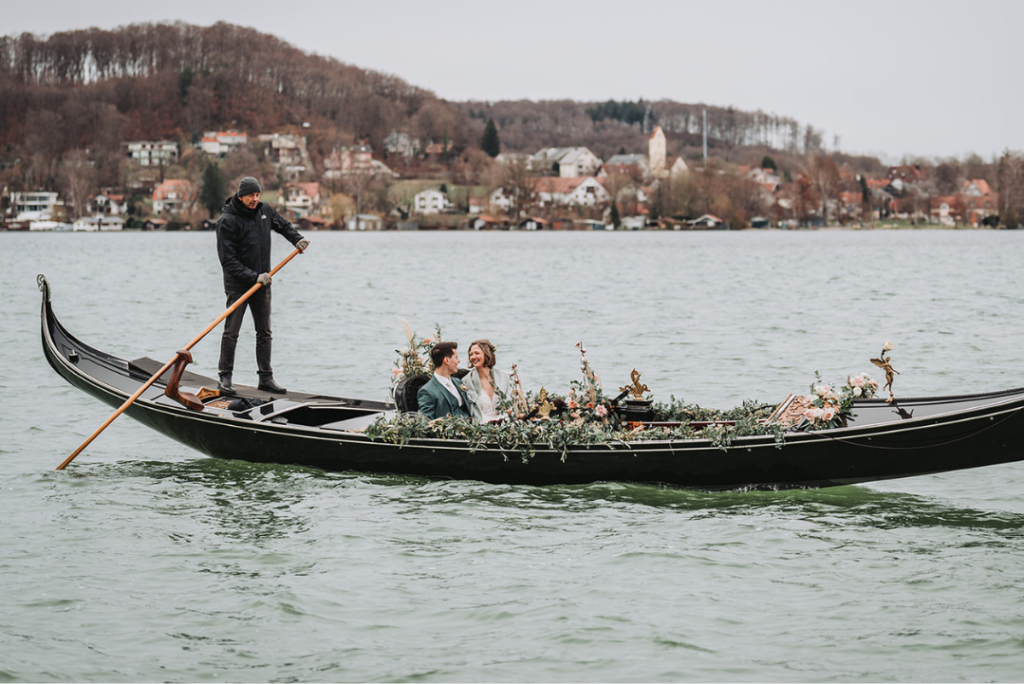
left=619, top=369, right=650, bottom=401
left=870, top=341, right=900, bottom=403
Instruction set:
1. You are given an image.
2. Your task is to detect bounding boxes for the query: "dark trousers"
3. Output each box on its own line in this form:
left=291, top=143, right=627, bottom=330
left=218, top=288, right=273, bottom=379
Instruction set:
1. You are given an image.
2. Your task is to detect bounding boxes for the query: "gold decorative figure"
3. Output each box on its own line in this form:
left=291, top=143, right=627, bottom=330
left=870, top=341, right=900, bottom=403
left=620, top=369, right=650, bottom=401
left=533, top=387, right=555, bottom=420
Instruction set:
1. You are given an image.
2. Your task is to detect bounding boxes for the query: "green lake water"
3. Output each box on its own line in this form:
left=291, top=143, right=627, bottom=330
left=2, top=229, right=1024, bottom=682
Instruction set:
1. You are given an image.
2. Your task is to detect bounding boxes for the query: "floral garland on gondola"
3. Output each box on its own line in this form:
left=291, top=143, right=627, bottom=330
left=368, top=328, right=889, bottom=461
left=366, top=390, right=787, bottom=461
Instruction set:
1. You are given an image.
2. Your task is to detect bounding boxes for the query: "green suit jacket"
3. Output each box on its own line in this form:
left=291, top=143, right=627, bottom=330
left=417, top=375, right=471, bottom=420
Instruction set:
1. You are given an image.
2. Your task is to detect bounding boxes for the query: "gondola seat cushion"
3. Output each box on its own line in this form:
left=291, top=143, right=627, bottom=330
left=394, top=376, right=430, bottom=414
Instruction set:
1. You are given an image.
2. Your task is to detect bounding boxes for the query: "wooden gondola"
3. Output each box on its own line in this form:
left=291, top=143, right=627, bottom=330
left=38, top=275, right=1024, bottom=490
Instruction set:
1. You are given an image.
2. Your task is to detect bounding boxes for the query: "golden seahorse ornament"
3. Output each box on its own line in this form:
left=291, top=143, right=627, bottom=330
left=620, top=369, right=650, bottom=400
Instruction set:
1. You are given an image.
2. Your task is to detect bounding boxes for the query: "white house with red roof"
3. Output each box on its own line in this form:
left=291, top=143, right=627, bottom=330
left=200, top=131, right=248, bottom=156
left=962, top=179, right=998, bottom=224
left=530, top=176, right=611, bottom=207
left=962, top=179, right=993, bottom=198
left=152, top=179, right=195, bottom=216
left=89, top=191, right=128, bottom=216
left=282, top=182, right=321, bottom=218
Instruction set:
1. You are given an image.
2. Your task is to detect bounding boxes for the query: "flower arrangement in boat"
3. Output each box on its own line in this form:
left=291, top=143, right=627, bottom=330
left=804, top=376, right=842, bottom=427
left=802, top=370, right=881, bottom=428
left=845, top=372, right=880, bottom=399
left=566, top=341, right=615, bottom=424
left=392, top=318, right=442, bottom=383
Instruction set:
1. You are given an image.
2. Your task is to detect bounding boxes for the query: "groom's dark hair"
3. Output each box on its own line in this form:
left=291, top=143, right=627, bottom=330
left=430, top=341, right=458, bottom=368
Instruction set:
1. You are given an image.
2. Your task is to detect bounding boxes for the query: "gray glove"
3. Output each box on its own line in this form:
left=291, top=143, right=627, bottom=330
left=296, top=239, right=310, bottom=252
left=257, top=273, right=272, bottom=286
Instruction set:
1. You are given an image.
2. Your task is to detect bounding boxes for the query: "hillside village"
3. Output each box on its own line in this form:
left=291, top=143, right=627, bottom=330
left=1, top=22, right=1018, bottom=233
left=4, top=122, right=1007, bottom=232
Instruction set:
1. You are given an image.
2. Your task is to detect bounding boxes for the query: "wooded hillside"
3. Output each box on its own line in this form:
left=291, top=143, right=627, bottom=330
left=0, top=21, right=856, bottom=186
left=0, top=21, right=474, bottom=191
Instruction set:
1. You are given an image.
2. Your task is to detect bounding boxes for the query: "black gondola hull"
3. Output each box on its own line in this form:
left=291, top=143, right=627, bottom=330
left=39, top=275, right=1024, bottom=489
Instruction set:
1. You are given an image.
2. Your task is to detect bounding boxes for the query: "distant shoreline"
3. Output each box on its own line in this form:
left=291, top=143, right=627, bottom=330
left=2, top=222, right=1017, bottom=234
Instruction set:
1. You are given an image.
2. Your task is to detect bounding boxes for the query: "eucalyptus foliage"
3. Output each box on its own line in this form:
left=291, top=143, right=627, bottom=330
left=365, top=394, right=789, bottom=462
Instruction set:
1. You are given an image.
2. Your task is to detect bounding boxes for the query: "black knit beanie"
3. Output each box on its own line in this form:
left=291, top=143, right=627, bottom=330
left=238, top=177, right=262, bottom=196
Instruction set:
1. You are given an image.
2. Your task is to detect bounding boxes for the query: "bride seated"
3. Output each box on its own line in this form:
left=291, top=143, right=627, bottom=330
left=462, top=339, right=511, bottom=423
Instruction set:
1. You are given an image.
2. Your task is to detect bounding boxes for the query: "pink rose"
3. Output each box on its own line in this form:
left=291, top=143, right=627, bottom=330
left=595, top=405, right=609, bottom=418
left=804, top=407, right=825, bottom=421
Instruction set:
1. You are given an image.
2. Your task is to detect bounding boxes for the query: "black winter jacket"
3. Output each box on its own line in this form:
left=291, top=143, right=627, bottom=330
left=216, top=195, right=304, bottom=292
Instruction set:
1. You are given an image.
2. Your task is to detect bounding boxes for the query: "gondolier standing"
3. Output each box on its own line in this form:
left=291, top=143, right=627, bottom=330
left=216, top=176, right=309, bottom=395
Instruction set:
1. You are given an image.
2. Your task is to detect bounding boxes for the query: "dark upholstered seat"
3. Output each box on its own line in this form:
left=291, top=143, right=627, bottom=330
left=394, top=376, right=429, bottom=414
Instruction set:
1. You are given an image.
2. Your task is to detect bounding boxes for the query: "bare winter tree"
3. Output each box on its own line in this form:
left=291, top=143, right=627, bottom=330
left=343, top=169, right=374, bottom=216
left=934, top=160, right=962, bottom=195
left=58, top=150, right=96, bottom=219
left=962, top=153, right=991, bottom=185
left=996, top=151, right=1024, bottom=228
left=500, top=156, right=538, bottom=219
left=806, top=155, right=841, bottom=224
left=726, top=175, right=768, bottom=226
left=600, top=169, right=636, bottom=216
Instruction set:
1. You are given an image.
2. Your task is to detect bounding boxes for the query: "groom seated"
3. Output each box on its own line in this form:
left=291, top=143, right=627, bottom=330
left=417, top=341, right=471, bottom=420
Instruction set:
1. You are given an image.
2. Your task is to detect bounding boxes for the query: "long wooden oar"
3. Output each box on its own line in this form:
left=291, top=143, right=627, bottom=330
left=56, top=247, right=304, bottom=470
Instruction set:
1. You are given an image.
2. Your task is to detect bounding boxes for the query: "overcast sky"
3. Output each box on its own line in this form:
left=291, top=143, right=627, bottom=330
left=6, top=0, right=1023, bottom=162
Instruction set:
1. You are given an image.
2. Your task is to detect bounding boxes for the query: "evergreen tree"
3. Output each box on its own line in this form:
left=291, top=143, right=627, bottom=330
left=481, top=118, right=500, bottom=158
left=761, top=155, right=777, bottom=171
left=200, top=162, right=227, bottom=218
left=178, top=65, right=193, bottom=103
left=609, top=201, right=621, bottom=228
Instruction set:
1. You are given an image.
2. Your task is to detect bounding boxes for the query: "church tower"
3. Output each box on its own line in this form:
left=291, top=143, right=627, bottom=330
left=649, top=126, right=667, bottom=177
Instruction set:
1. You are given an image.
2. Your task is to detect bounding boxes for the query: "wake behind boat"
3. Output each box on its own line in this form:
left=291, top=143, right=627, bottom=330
left=39, top=275, right=1024, bottom=490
